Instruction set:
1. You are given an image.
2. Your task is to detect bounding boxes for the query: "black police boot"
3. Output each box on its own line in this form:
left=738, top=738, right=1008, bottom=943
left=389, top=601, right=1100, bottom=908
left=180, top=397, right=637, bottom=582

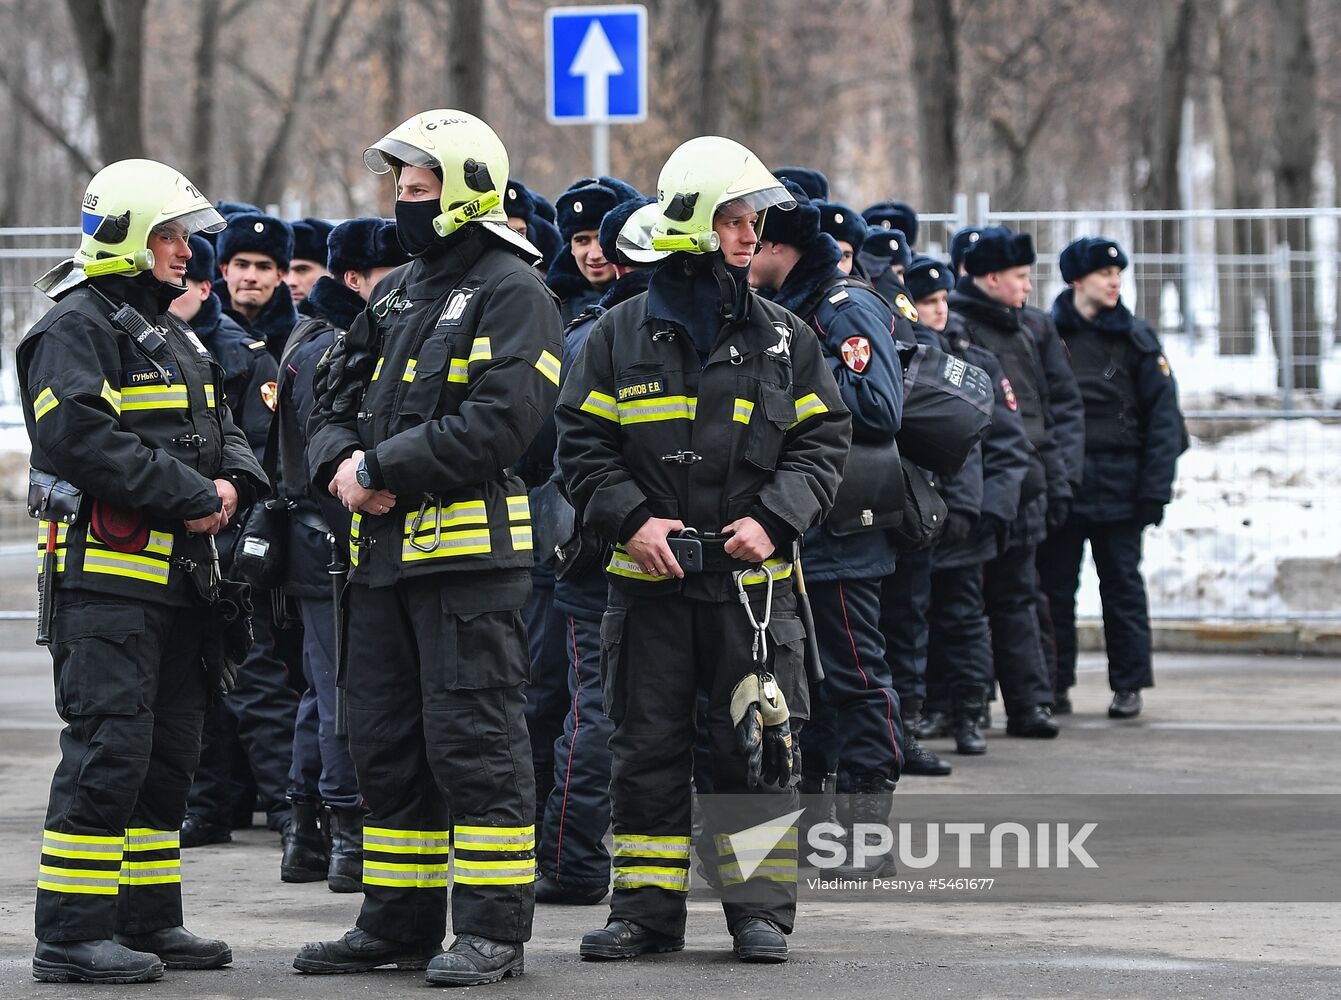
left=953, top=700, right=988, bottom=755
left=325, top=807, right=363, bottom=893
left=798, top=771, right=840, bottom=858
left=835, top=775, right=896, bottom=878
left=281, top=800, right=329, bottom=883
left=293, top=927, right=441, bottom=974
left=425, top=934, right=523, bottom=986
left=900, top=733, right=953, bottom=775
left=33, top=939, right=163, bottom=984
left=1053, top=688, right=1074, bottom=715
left=180, top=812, right=231, bottom=849
left=1109, top=689, right=1143, bottom=719
left=115, top=926, right=232, bottom=970
left=579, top=919, right=685, bottom=960
left=913, top=708, right=953, bottom=740
left=535, top=873, right=609, bottom=905
left=1006, top=705, right=1060, bottom=738
left=732, top=917, right=788, bottom=963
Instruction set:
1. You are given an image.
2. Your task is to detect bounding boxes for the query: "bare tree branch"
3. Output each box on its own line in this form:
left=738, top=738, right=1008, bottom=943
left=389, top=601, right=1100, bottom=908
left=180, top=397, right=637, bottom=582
left=0, top=63, right=98, bottom=177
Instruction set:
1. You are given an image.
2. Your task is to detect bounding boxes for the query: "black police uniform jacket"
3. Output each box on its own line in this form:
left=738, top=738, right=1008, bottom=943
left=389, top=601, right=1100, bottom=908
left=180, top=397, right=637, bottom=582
left=555, top=258, right=852, bottom=604
left=307, top=227, right=563, bottom=596
left=765, top=238, right=902, bottom=583
left=190, top=291, right=277, bottom=461
left=1051, top=289, right=1187, bottom=522
left=17, top=276, right=267, bottom=605
left=949, top=279, right=1076, bottom=546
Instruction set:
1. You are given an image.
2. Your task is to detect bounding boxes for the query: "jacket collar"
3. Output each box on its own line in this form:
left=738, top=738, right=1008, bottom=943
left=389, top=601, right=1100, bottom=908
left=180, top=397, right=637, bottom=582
left=765, top=235, right=844, bottom=315
left=306, top=275, right=365, bottom=332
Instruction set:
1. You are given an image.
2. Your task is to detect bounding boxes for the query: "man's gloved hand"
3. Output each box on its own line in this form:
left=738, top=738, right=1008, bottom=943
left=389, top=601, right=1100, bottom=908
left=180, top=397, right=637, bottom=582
left=216, top=658, right=240, bottom=697
left=731, top=673, right=798, bottom=789
left=1134, top=500, right=1166, bottom=527
left=1046, top=497, right=1071, bottom=533
left=940, top=511, right=976, bottom=548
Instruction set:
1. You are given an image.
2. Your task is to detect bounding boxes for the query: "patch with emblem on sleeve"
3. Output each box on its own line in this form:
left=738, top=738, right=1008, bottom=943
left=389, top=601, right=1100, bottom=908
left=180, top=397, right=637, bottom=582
left=840, top=336, right=872, bottom=373
left=893, top=292, right=919, bottom=323
left=1157, top=355, right=1171, bottom=378
left=260, top=380, right=278, bottom=411
left=1001, top=377, right=1018, bottom=411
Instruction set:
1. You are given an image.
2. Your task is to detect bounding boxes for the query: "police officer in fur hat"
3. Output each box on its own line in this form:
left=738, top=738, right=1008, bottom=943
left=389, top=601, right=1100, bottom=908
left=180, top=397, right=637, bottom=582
left=817, top=201, right=866, bottom=275
left=286, top=217, right=335, bottom=308
left=546, top=176, right=643, bottom=323
left=217, top=213, right=300, bottom=357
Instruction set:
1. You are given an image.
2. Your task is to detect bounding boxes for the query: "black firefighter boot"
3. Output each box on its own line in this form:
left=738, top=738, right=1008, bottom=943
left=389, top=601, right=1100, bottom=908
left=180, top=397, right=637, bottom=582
left=33, top=940, right=163, bottom=984
left=281, top=800, right=329, bottom=883
left=293, top=928, right=440, bottom=974
left=114, top=926, right=233, bottom=970
left=425, top=935, right=524, bottom=986
left=835, top=775, right=897, bottom=878
left=325, top=807, right=364, bottom=893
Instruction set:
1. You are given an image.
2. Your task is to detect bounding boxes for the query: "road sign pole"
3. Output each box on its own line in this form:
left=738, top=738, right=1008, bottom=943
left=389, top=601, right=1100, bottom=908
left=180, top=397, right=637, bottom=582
left=592, top=121, right=610, bottom=178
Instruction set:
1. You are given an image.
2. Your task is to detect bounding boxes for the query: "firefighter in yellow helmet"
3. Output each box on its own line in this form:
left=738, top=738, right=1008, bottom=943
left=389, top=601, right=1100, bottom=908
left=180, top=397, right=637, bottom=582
left=294, top=110, right=562, bottom=987
left=19, top=158, right=266, bottom=983
left=556, top=136, right=851, bottom=963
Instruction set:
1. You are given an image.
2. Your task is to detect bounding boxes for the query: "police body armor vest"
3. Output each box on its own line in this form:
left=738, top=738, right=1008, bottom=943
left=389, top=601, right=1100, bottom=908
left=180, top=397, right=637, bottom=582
left=1065, top=326, right=1144, bottom=452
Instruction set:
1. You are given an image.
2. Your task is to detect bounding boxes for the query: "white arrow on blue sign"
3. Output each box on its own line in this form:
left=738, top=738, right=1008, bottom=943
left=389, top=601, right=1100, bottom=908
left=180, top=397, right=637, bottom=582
left=545, top=5, right=647, bottom=124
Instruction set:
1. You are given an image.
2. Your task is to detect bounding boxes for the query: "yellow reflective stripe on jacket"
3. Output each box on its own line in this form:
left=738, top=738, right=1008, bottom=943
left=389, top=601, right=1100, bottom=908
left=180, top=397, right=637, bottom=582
left=733, top=398, right=755, bottom=425
left=612, top=865, right=690, bottom=891
left=469, top=337, right=492, bottom=364
left=33, top=387, right=59, bottom=421
left=82, top=550, right=171, bottom=586
left=506, top=496, right=530, bottom=521
left=580, top=390, right=619, bottom=422
left=607, top=546, right=671, bottom=582
left=100, top=381, right=122, bottom=414
left=36, top=522, right=69, bottom=574
left=402, top=358, right=418, bottom=382
left=453, top=824, right=536, bottom=852
left=401, top=500, right=491, bottom=562
left=448, top=358, right=470, bottom=383
left=349, top=511, right=362, bottom=568
left=364, top=826, right=453, bottom=854
left=790, top=392, right=828, bottom=427
left=205, top=384, right=216, bottom=408
left=534, top=350, right=561, bottom=386
left=371, top=357, right=385, bottom=381
left=617, top=395, right=696, bottom=425
left=452, top=856, right=536, bottom=886
left=120, top=384, right=190, bottom=411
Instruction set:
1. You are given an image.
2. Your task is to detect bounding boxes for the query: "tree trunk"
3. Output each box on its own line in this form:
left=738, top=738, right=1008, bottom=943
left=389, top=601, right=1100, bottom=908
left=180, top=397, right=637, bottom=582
left=1268, top=0, right=1319, bottom=391
left=448, top=0, right=487, bottom=118
left=381, top=2, right=404, bottom=128
left=1132, top=0, right=1195, bottom=330
left=693, top=0, right=722, bottom=135
left=189, top=0, right=222, bottom=190
left=66, top=0, right=147, bottom=162
left=909, top=0, right=958, bottom=212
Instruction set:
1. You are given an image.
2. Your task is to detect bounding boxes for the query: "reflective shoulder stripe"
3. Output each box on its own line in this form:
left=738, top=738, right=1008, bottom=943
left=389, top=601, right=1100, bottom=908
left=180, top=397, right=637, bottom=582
left=791, top=392, right=829, bottom=427
left=100, top=381, right=122, bottom=415
left=33, top=387, right=59, bottom=421
left=732, top=398, right=755, bottom=425
left=469, top=337, right=492, bottom=363
left=580, top=390, right=619, bottom=423
left=534, top=350, right=561, bottom=386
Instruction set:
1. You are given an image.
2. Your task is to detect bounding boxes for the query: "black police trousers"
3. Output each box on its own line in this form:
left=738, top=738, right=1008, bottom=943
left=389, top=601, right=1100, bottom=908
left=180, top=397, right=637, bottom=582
left=523, top=581, right=570, bottom=842
left=881, top=550, right=932, bottom=711
left=925, top=563, right=995, bottom=712
left=345, top=577, right=535, bottom=947
left=810, top=577, right=903, bottom=783
left=1038, top=517, right=1154, bottom=692
left=983, top=543, right=1054, bottom=716
left=287, top=596, right=360, bottom=809
left=36, top=590, right=207, bottom=943
left=187, top=600, right=299, bottom=829
left=538, top=611, right=613, bottom=890
left=602, top=586, right=803, bottom=939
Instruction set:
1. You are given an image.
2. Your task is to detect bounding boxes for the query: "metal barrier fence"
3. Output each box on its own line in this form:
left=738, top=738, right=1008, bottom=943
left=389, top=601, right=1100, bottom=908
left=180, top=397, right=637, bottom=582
left=2, top=204, right=1339, bottom=622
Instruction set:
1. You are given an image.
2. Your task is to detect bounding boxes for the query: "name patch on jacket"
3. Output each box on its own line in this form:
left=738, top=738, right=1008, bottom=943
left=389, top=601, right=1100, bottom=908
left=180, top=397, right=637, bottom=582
left=436, top=288, right=477, bottom=327
left=123, top=364, right=179, bottom=386
left=617, top=378, right=665, bottom=401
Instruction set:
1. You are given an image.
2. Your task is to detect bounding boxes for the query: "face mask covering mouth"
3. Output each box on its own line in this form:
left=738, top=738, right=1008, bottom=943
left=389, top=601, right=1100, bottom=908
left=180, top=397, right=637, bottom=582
left=395, top=199, right=443, bottom=258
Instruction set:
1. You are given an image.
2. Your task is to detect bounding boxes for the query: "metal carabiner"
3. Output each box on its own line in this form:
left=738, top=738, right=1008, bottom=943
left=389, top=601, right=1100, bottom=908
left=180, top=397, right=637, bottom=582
left=733, top=560, right=776, bottom=666
left=407, top=497, right=443, bottom=553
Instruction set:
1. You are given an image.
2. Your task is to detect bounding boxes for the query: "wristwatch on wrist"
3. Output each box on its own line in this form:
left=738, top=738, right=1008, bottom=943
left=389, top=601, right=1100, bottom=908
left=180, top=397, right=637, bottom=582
left=355, top=455, right=373, bottom=489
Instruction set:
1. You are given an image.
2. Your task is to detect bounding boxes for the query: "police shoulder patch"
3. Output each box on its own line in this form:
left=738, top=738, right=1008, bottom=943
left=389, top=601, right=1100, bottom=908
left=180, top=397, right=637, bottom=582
left=247, top=340, right=267, bottom=351
left=260, top=380, right=278, bottom=411
left=1157, top=355, right=1172, bottom=378
left=840, top=336, right=872, bottom=373
left=894, top=292, right=919, bottom=323
left=1001, top=377, right=1018, bottom=411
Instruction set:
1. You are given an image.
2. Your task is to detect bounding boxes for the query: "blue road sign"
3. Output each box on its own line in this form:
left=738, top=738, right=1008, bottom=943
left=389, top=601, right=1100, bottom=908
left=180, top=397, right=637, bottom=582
left=546, top=5, right=647, bottom=124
